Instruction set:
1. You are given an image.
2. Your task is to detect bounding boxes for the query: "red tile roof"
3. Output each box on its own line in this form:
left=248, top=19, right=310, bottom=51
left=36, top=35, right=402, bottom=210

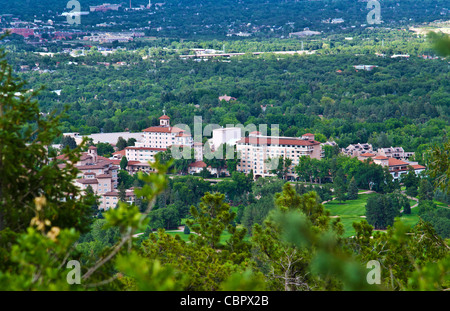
left=411, top=164, right=426, bottom=170
left=388, top=158, right=409, bottom=167
left=159, top=115, right=170, bottom=120
left=142, top=126, right=184, bottom=133
left=113, top=149, right=126, bottom=156
left=373, top=156, right=388, bottom=160
left=56, top=154, right=69, bottom=160
left=125, top=146, right=167, bottom=151
left=237, top=137, right=320, bottom=146
left=76, top=179, right=98, bottom=184
left=189, top=161, right=207, bottom=168
left=104, top=191, right=135, bottom=197
left=97, top=174, right=112, bottom=179
left=76, top=162, right=111, bottom=170
left=80, top=154, right=92, bottom=161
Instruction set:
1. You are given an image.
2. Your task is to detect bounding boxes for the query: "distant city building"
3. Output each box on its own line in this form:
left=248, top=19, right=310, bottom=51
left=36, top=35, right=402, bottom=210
left=289, top=30, right=321, bottom=37
left=391, top=54, right=410, bottom=59
left=331, top=18, right=345, bottom=24
left=90, top=3, right=121, bottom=12
left=3, top=28, right=35, bottom=38
left=218, top=94, right=237, bottom=102
left=353, top=65, right=378, bottom=71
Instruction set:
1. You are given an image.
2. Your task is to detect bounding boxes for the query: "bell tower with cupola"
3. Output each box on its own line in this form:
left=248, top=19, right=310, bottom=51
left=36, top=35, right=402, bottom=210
left=159, top=108, right=170, bottom=127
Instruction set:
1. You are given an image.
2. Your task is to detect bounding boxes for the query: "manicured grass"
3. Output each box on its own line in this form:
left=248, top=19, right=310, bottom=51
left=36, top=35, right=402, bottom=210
left=333, top=215, right=366, bottom=237
left=397, top=204, right=421, bottom=228
left=166, top=230, right=192, bottom=242
left=324, top=193, right=375, bottom=217
left=324, top=193, right=422, bottom=238
left=324, top=194, right=376, bottom=237
left=435, top=200, right=450, bottom=208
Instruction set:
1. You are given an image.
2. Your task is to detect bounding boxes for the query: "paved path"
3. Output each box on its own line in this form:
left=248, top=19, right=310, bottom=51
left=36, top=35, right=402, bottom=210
left=321, top=190, right=375, bottom=205
left=400, top=191, right=419, bottom=213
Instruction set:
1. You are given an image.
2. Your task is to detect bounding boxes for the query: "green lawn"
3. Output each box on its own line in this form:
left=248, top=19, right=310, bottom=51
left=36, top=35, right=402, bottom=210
left=396, top=207, right=420, bottom=229
left=435, top=200, right=450, bottom=208
left=324, top=193, right=374, bottom=217
left=324, top=194, right=375, bottom=237
left=324, top=193, right=421, bottom=238
left=166, top=230, right=192, bottom=242
left=334, top=215, right=366, bottom=237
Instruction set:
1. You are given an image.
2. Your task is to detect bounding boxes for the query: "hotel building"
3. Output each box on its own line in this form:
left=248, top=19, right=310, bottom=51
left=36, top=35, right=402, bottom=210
left=236, top=133, right=322, bottom=180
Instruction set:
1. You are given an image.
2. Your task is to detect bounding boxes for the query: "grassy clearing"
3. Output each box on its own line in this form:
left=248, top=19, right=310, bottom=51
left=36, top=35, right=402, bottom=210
left=165, top=230, right=192, bottom=242
left=324, top=194, right=375, bottom=237
left=324, top=193, right=374, bottom=217
left=435, top=201, right=450, bottom=208
left=397, top=208, right=420, bottom=229
left=324, top=193, right=422, bottom=238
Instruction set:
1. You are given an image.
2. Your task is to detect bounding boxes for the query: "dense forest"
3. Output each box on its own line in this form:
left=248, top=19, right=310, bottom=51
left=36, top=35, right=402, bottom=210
left=3, top=29, right=447, bottom=164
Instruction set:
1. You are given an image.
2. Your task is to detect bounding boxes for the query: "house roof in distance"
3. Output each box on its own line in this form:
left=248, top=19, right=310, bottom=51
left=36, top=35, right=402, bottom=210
left=142, top=126, right=184, bottom=133
left=237, top=137, right=320, bottom=146
left=373, top=156, right=388, bottom=160
left=388, top=158, right=409, bottom=166
left=189, top=161, right=207, bottom=168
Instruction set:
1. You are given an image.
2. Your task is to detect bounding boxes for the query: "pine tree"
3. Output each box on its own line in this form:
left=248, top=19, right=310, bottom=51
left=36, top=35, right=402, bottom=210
left=418, top=178, right=434, bottom=201
left=347, top=177, right=359, bottom=200
left=333, top=171, right=347, bottom=203
left=183, top=225, right=190, bottom=235
left=120, top=156, right=128, bottom=170
left=116, top=136, right=127, bottom=151
left=0, top=44, right=93, bottom=234
left=118, top=183, right=127, bottom=203
left=61, top=135, right=77, bottom=150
